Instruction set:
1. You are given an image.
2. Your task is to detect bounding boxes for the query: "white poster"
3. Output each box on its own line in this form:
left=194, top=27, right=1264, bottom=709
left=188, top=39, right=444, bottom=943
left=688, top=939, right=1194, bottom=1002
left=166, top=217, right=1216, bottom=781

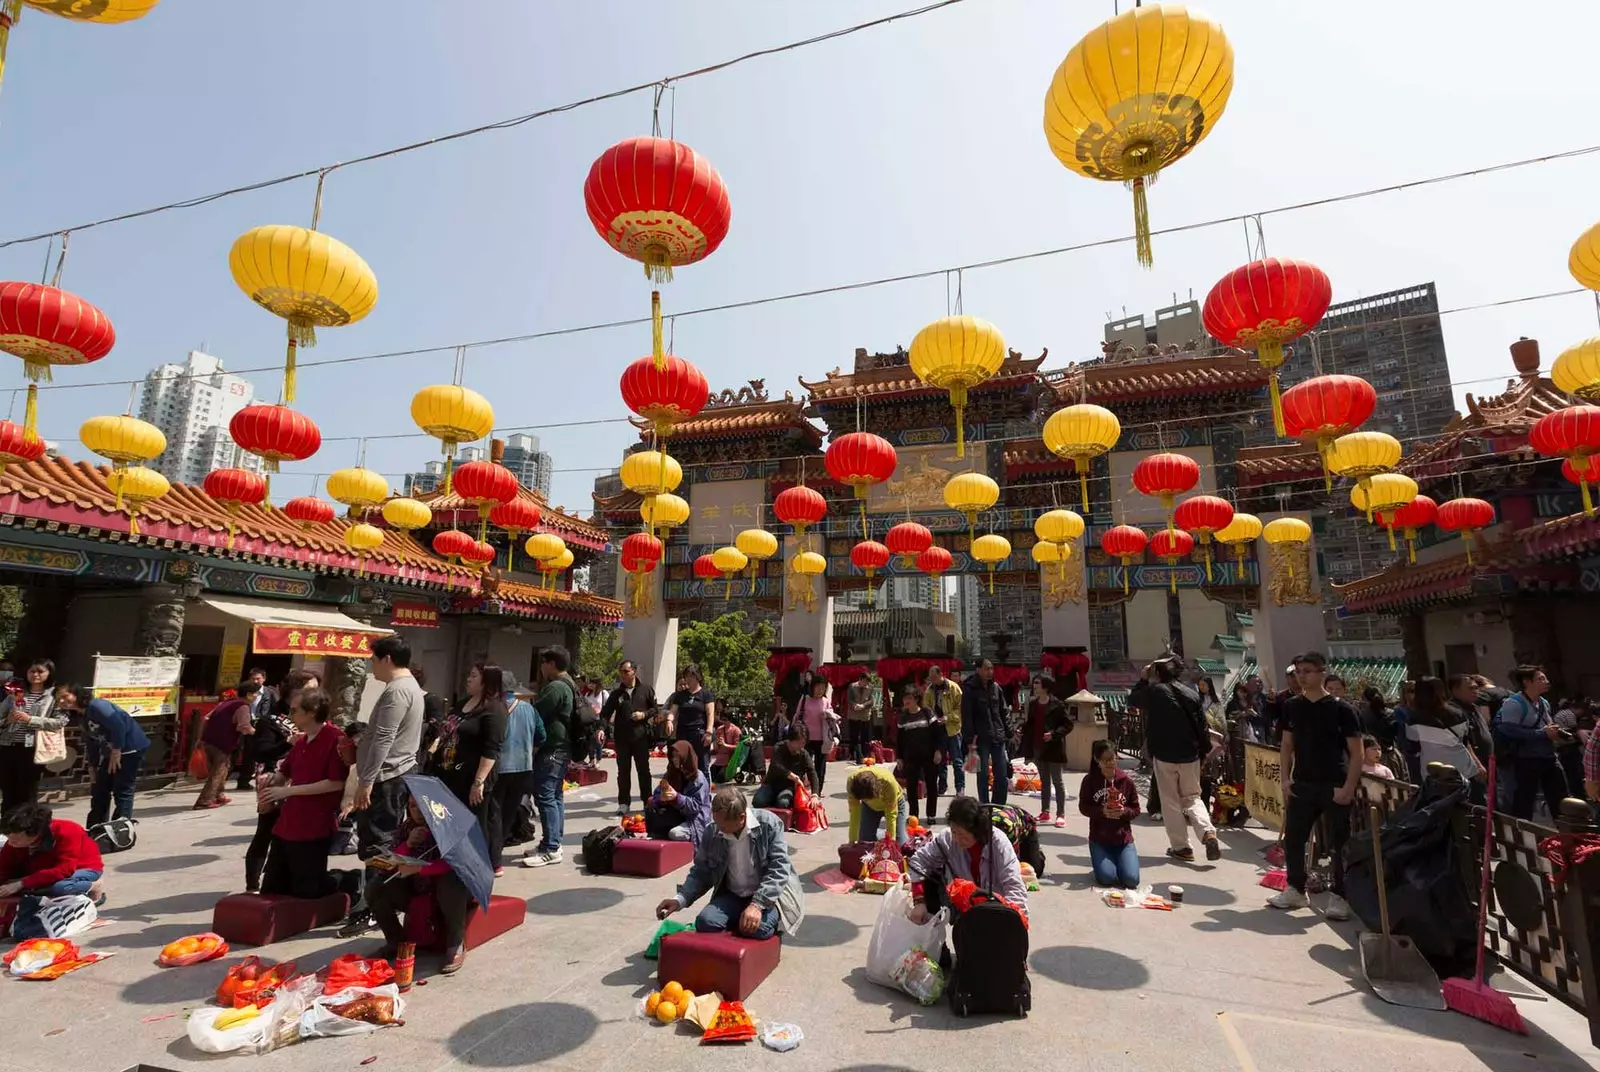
left=91, top=655, right=184, bottom=717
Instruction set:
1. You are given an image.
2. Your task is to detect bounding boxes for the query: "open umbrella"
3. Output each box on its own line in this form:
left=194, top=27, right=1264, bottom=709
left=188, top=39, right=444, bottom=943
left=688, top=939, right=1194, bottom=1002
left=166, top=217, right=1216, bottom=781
left=399, top=773, right=495, bottom=914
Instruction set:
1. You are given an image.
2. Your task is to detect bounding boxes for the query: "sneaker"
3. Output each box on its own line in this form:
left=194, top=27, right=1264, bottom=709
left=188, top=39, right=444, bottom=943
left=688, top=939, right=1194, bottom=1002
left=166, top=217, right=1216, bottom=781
left=192, top=800, right=223, bottom=810
left=614, top=806, right=628, bottom=817
left=1037, top=812, right=1052, bottom=824
left=1204, top=834, right=1221, bottom=861
left=1166, top=846, right=1194, bottom=861
left=1150, top=811, right=1163, bottom=823
left=1321, top=893, right=1352, bottom=921
left=1053, top=816, right=1066, bottom=828
left=1267, top=887, right=1310, bottom=910
left=493, top=866, right=505, bottom=878
left=336, top=912, right=376, bottom=939
left=521, top=849, right=563, bottom=868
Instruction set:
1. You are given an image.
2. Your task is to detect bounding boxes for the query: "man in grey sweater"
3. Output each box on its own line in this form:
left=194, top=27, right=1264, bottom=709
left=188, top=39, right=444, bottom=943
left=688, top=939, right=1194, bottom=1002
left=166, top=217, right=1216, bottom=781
left=339, top=634, right=425, bottom=936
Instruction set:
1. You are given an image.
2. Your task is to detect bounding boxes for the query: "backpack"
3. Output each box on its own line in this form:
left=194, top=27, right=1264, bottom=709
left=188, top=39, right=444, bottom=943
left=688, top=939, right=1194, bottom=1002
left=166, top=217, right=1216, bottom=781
left=581, top=825, right=626, bottom=875
left=947, top=894, right=1031, bottom=1017
left=89, top=817, right=136, bottom=854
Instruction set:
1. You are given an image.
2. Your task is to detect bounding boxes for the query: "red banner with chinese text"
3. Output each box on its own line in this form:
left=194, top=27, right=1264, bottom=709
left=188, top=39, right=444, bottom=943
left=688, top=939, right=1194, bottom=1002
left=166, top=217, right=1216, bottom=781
left=251, top=625, right=385, bottom=657
left=390, top=600, right=440, bottom=629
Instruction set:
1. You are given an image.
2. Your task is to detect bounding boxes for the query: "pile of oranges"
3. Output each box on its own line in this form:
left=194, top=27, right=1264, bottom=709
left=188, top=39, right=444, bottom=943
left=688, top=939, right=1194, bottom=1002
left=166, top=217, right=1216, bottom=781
left=644, top=980, right=695, bottom=1024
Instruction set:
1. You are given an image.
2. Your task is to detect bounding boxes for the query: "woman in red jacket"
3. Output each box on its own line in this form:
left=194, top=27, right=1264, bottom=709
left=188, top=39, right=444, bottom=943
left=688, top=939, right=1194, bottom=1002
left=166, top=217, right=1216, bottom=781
left=0, top=803, right=105, bottom=902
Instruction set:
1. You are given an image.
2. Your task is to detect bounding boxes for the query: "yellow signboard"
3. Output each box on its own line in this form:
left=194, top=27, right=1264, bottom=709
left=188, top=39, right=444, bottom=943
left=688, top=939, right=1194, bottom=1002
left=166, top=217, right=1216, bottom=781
left=92, top=655, right=183, bottom=717
left=217, top=644, right=246, bottom=692
left=95, top=686, right=180, bottom=718
left=1243, top=742, right=1285, bottom=832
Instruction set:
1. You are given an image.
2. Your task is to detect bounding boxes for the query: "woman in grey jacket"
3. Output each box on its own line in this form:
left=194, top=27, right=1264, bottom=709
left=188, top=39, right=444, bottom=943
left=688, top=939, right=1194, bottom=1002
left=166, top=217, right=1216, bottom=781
left=906, top=795, right=1028, bottom=923
left=0, top=661, right=66, bottom=814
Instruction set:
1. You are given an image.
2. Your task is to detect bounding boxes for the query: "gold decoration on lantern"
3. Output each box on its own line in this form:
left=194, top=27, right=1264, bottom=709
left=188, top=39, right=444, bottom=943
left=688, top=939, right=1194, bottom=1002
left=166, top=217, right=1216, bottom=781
left=381, top=497, right=432, bottom=533
left=971, top=533, right=1012, bottom=594
left=1350, top=473, right=1418, bottom=550
left=624, top=569, right=657, bottom=619
left=943, top=471, right=999, bottom=542
left=1042, top=404, right=1121, bottom=510
left=908, top=315, right=1007, bottom=458
left=735, top=527, right=778, bottom=579
left=410, top=384, right=493, bottom=494
left=639, top=492, right=690, bottom=538
left=789, top=548, right=827, bottom=612
left=1263, top=516, right=1314, bottom=605
left=103, top=465, right=168, bottom=536
left=326, top=466, right=389, bottom=517
left=342, top=521, right=384, bottom=577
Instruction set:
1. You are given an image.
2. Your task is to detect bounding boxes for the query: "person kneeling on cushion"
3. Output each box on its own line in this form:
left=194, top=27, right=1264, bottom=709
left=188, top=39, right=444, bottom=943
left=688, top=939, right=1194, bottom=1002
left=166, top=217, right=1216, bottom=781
left=654, top=787, right=803, bottom=940
left=0, top=804, right=105, bottom=934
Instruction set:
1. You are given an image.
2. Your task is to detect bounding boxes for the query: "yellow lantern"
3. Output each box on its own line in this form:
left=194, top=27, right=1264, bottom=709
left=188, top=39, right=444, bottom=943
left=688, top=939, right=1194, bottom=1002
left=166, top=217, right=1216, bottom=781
left=229, top=224, right=378, bottom=403
left=1033, top=508, right=1084, bottom=557
left=1, top=1, right=159, bottom=94
left=712, top=545, right=748, bottom=598
left=944, top=471, right=999, bottom=542
left=971, top=533, right=1012, bottom=594
left=410, top=385, right=493, bottom=494
left=790, top=549, right=828, bottom=612
left=1031, top=539, right=1068, bottom=583
left=1553, top=338, right=1600, bottom=401
left=1214, top=512, right=1262, bottom=564
left=1043, top=4, right=1234, bottom=267
left=81, top=414, right=166, bottom=513
left=1570, top=222, right=1600, bottom=292
left=1042, top=404, right=1121, bottom=510
left=735, top=528, right=778, bottom=579
left=538, top=547, right=575, bottom=591
left=103, top=464, right=168, bottom=536
left=1350, top=472, right=1418, bottom=547
left=343, top=521, right=385, bottom=577
left=326, top=466, right=389, bottom=516
left=908, top=315, right=1007, bottom=458
left=382, top=497, right=432, bottom=533
left=524, top=532, right=566, bottom=564
left=1328, top=431, right=1401, bottom=504
left=639, top=492, right=690, bottom=538
left=619, top=450, right=682, bottom=497
left=1263, top=516, right=1312, bottom=583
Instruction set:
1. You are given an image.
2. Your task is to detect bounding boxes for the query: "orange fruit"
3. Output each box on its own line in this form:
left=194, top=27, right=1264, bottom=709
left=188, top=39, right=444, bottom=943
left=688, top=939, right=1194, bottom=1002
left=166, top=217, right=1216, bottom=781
left=679, top=990, right=695, bottom=1013
left=644, top=992, right=661, bottom=1017
left=655, top=1001, right=678, bottom=1024
left=661, top=981, right=685, bottom=1005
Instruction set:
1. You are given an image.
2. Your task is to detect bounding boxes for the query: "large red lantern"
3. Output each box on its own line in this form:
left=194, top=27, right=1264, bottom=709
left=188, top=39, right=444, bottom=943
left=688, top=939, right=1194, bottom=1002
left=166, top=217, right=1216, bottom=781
left=1379, top=494, right=1437, bottom=563
left=283, top=496, right=335, bottom=530
left=773, top=484, right=828, bottom=537
left=692, top=553, right=721, bottom=596
left=490, top=498, right=542, bottom=568
left=1131, top=453, right=1200, bottom=535
left=432, top=528, right=476, bottom=565
left=914, top=544, right=953, bottom=579
left=1436, top=497, right=1495, bottom=565
left=0, top=282, right=116, bottom=438
left=451, top=460, right=518, bottom=540
left=620, top=354, right=710, bottom=439
left=885, top=521, right=933, bottom=568
left=1172, top=495, right=1234, bottom=582
left=0, top=419, right=44, bottom=474
left=825, top=432, right=897, bottom=540
left=1202, top=259, right=1333, bottom=437
left=228, top=404, right=321, bottom=495
left=1280, top=374, right=1376, bottom=488
left=621, top=531, right=664, bottom=573
left=1101, top=524, right=1148, bottom=595
left=1149, top=528, right=1195, bottom=594
left=1530, top=405, right=1600, bottom=516
left=203, top=468, right=268, bottom=550
left=461, top=540, right=497, bottom=572
left=851, top=539, right=891, bottom=606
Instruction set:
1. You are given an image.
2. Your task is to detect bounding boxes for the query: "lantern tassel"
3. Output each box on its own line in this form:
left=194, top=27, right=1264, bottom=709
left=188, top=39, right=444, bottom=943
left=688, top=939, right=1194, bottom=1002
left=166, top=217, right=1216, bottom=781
left=859, top=498, right=868, bottom=542
left=1318, top=442, right=1332, bottom=492
left=1406, top=534, right=1417, bottom=564
left=1121, top=562, right=1130, bottom=596
left=0, top=0, right=20, bottom=96
left=22, top=382, right=37, bottom=439
left=1168, top=566, right=1176, bottom=595
left=226, top=519, right=237, bottom=551
left=725, top=575, right=733, bottom=599
left=1583, top=479, right=1594, bottom=517
left=443, top=450, right=455, bottom=495
left=127, top=508, right=139, bottom=538
left=1268, top=370, right=1286, bottom=437
left=283, top=338, right=298, bottom=404
left=1204, top=546, right=1213, bottom=583
left=651, top=290, right=665, bottom=371
left=1463, top=532, right=1476, bottom=566
left=866, top=575, right=875, bottom=607
left=1386, top=526, right=1396, bottom=552
left=987, top=569, right=994, bottom=596
left=1131, top=176, right=1153, bottom=269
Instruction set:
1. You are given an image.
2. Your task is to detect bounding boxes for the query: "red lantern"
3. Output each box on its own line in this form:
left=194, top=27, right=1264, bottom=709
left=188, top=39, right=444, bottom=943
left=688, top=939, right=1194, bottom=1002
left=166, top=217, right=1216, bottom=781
left=0, top=419, right=44, bottom=474
left=283, top=496, right=335, bottom=530
left=1131, top=453, right=1200, bottom=535
left=773, top=484, right=828, bottom=537
left=1280, top=374, right=1376, bottom=488
left=1436, top=497, right=1495, bottom=564
left=851, top=539, right=891, bottom=606
left=1562, top=457, right=1600, bottom=498
left=1149, top=528, right=1195, bottom=594
left=452, top=460, right=519, bottom=540
left=1172, top=495, right=1234, bottom=582
left=0, top=282, right=116, bottom=438
left=228, top=405, right=321, bottom=497
left=432, top=528, right=476, bottom=565
left=693, top=553, right=721, bottom=594
left=826, top=432, right=897, bottom=540
left=885, top=521, right=933, bottom=568
left=490, top=498, right=542, bottom=568
left=1101, top=524, right=1148, bottom=595
left=1530, top=405, right=1600, bottom=516
left=621, top=531, right=664, bottom=573
left=461, top=540, right=497, bottom=572
left=1202, top=259, right=1333, bottom=437
left=620, top=354, right=710, bottom=439
left=203, top=468, right=268, bottom=550
left=914, top=545, right=953, bottom=579
left=1379, top=494, right=1437, bottom=563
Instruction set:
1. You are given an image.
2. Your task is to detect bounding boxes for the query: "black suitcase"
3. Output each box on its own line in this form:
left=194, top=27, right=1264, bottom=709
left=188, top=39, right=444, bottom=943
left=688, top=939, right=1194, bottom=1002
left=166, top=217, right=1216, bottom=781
left=947, top=894, right=1031, bottom=1017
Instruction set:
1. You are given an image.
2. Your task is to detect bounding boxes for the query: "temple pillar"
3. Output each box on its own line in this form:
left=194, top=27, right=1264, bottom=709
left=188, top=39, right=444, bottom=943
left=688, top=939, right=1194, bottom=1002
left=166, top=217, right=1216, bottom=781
left=324, top=657, right=369, bottom=724
left=1039, top=567, right=1090, bottom=650
left=1398, top=612, right=1429, bottom=682
left=779, top=534, right=833, bottom=661
left=620, top=563, right=678, bottom=701
left=134, top=584, right=186, bottom=658
left=1254, top=512, right=1327, bottom=689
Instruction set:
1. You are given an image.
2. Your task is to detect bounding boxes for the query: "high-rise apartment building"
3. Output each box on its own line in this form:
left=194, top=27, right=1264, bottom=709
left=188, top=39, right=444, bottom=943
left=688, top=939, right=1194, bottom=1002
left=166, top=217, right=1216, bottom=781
left=137, top=351, right=263, bottom=487
left=403, top=438, right=552, bottom=499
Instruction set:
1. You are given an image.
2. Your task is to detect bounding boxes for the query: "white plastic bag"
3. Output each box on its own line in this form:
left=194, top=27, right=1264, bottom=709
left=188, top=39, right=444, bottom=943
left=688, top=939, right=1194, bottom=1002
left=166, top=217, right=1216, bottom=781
left=865, top=883, right=946, bottom=988
left=299, top=984, right=405, bottom=1038
left=186, top=1006, right=274, bottom=1054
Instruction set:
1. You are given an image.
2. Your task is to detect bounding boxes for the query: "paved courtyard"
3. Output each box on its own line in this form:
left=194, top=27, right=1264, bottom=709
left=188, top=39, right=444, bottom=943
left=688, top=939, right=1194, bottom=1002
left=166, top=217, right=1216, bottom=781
left=5, top=768, right=1596, bottom=1072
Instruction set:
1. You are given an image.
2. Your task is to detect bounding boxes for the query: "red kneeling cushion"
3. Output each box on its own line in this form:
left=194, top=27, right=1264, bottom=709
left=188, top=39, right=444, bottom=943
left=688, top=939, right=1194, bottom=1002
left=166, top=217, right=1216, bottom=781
left=763, top=807, right=795, bottom=831
left=212, top=892, right=349, bottom=947
left=405, top=893, right=526, bottom=952
left=658, top=930, right=780, bottom=1002
left=613, top=838, right=695, bottom=878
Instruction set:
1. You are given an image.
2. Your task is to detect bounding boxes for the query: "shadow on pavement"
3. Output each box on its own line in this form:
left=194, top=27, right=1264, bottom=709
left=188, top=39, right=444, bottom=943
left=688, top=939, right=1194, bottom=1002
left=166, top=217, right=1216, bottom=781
left=446, top=1001, right=599, bottom=1066
left=787, top=913, right=862, bottom=949
left=1189, top=906, right=1318, bottom=935
left=105, top=889, right=229, bottom=921
left=840, top=967, right=989, bottom=1031
left=1164, top=882, right=1236, bottom=906
left=115, top=853, right=222, bottom=874
left=526, top=886, right=625, bottom=916
left=193, top=833, right=253, bottom=848
left=598, top=951, right=656, bottom=994
left=1031, top=945, right=1150, bottom=991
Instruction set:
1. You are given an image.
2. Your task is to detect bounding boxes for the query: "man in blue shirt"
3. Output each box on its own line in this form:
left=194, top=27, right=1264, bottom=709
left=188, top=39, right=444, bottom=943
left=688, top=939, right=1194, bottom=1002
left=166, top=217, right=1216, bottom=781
left=1495, top=665, right=1574, bottom=820
left=54, top=685, right=151, bottom=828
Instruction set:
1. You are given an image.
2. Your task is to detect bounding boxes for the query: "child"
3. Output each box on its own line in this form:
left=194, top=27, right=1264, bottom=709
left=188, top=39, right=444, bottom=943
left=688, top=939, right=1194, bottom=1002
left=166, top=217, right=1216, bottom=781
left=1361, top=734, right=1394, bottom=779
left=1078, top=740, right=1141, bottom=889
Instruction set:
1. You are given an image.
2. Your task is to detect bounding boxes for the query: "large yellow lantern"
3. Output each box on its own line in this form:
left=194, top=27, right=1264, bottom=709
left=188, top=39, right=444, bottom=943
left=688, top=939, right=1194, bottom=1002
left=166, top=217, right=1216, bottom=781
left=343, top=521, right=385, bottom=577
left=1043, top=4, right=1234, bottom=267
left=790, top=549, right=828, bottom=612
left=1350, top=472, right=1417, bottom=543
left=1, top=1, right=159, bottom=95
left=712, top=545, right=748, bottom=598
left=229, top=224, right=378, bottom=403
left=326, top=466, right=389, bottom=516
left=1214, top=511, right=1262, bottom=564
left=524, top=532, right=566, bottom=564
left=81, top=414, right=165, bottom=513
left=1042, top=404, right=1121, bottom=510
left=1031, top=539, right=1067, bottom=580
left=1328, top=431, right=1401, bottom=503
left=382, top=497, right=432, bottom=533
left=619, top=450, right=682, bottom=497
left=908, top=315, right=1007, bottom=458
left=1553, top=338, right=1600, bottom=402
left=1570, top=221, right=1600, bottom=292
left=410, top=384, right=493, bottom=493
left=944, top=471, right=999, bottom=542
left=103, top=465, right=168, bottom=536
left=639, top=492, right=690, bottom=538
left=971, top=533, right=1012, bottom=594
left=1033, top=508, right=1084, bottom=557
left=735, top=528, right=778, bottom=579
left=1263, top=516, right=1312, bottom=583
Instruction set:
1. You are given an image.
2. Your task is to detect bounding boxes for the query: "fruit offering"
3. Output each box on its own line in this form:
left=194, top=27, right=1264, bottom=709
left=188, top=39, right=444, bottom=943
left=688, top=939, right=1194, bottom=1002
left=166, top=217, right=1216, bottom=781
left=646, top=980, right=692, bottom=1023
left=158, top=932, right=229, bottom=967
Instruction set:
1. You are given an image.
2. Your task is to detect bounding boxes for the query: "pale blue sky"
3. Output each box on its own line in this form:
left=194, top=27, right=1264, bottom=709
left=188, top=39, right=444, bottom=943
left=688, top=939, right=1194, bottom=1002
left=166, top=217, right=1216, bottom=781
left=6, top=1, right=1600, bottom=515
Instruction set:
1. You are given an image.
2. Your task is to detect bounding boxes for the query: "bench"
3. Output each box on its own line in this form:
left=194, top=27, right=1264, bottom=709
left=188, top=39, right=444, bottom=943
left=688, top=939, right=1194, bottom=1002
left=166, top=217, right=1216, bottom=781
left=211, top=892, right=350, bottom=947
left=613, top=838, right=695, bottom=878
left=405, top=892, right=526, bottom=952
left=566, top=765, right=609, bottom=786
left=657, top=930, right=780, bottom=1001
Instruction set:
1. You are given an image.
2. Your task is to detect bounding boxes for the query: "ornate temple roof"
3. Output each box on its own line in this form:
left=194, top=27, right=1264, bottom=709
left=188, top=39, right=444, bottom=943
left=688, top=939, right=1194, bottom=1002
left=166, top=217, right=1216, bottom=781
left=800, top=347, right=1047, bottom=404
left=636, top=381, right=822, bottom=446
left=1403, top=367, right=1568, bottom=482
left=415, top=482, right=606, bottom=550
left=1234, top=444, right=1324, bottom=487
left=1332, top=545, right=1494, bottom=613
left=0, top=456, right=620, bottom=624
left=1044, top=346, right=1271, bottom=406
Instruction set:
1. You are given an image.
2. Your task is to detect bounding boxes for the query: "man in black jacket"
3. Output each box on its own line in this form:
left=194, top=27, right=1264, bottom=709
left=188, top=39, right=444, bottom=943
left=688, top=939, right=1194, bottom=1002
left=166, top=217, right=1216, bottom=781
left=234, top=667, right=280, bottom=791
left=962, top=659, right=1010, bottom=806
left=601, top=660, right=658, bottom=817
left=1131, top=654, right=1220, bottom=862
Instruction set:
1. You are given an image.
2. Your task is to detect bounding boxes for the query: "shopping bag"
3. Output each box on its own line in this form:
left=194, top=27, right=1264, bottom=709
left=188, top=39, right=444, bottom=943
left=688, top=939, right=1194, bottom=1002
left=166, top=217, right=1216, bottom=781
left=963, top=752, right=978, bottom=774
left=321, top=954, right=394, bottom=995
left=188, top=746, right=210, bottom=782
left=157, top=932, right=228, bottom=967
left=13, top=894, right=96, bottom=940
left=216, top=956, right=298, bottom=1008
left=186, top=1004, right=274, bottom=1054
left=644, top=919, right=693, bottom=959
left=864, top=883, right=947, bottom=988
left=32, top=728, right=67, bottom=767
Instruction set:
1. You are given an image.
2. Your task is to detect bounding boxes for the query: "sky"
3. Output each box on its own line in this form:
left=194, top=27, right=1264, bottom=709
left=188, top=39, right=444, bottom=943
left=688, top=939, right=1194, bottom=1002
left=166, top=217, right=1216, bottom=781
left=5, top=0, right=1600, bottom=518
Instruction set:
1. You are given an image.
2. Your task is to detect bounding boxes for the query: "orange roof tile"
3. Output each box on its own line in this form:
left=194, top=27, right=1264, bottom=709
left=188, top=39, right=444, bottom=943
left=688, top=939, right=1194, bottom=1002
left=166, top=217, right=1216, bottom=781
left=802, top=351, right=1046, bottom=402
left=414, top=482, right=606, bottom=547
left=1047, top=350, right=1271, bottom=405
left=1235, top=445, right=1323, bottom=485
left=638, top=398, right=822, bottom=444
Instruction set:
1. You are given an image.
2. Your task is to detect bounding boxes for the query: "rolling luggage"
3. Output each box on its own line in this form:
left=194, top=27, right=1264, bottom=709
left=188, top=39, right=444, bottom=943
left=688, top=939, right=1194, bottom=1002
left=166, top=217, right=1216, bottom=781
left=947, top=892, right=1030, bottom=1017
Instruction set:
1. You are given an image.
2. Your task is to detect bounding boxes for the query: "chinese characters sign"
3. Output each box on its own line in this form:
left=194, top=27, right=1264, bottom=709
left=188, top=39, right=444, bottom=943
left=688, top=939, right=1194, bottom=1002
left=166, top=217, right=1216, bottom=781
left=1243, top=742, right=1284, bottom=832
left=390, top=600, right=440, bottom=629
left=92, top=655, right=183, bottom=717
left=251, top=626, right=385, bottom=657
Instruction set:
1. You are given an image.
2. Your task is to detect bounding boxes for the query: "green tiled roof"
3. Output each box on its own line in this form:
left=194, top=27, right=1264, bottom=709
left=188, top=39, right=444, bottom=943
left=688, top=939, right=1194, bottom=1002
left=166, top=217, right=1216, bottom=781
left=1212, top=634, right=1249, bottom=653
left=1195, top=658, right=1228, bottom=675
left=1223, top=657, right=1408, bottom=702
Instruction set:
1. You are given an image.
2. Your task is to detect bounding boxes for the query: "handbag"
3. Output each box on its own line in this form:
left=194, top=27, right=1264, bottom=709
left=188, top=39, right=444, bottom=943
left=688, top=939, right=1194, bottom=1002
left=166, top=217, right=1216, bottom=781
left=33, top=728, right=67, bottom=767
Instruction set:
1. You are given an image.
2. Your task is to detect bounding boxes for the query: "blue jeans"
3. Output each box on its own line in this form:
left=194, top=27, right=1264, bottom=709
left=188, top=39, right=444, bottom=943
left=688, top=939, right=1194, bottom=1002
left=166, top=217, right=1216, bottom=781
left=975, top=737, right=1009, bottom=806
left=752, top=784, right=794, bottom=809
left=1089, top=842, right=1140, bottom=888
left=87, top=750, right=143, bottom=828
left=941, top=732, right=965, bottom=794
left=858, top=794, right=909, bottom=844
left=44, top=868, right=103, bottom=896
left=694, top=889, right=779, bottom=939
left=532, top=748, right=568, bottom=854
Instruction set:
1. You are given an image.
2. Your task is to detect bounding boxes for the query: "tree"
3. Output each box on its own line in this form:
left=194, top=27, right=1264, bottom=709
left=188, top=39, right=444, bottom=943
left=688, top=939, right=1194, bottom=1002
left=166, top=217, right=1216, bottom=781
left=676, top=611, right=776, bottom=711
left=575, top=623, right=623, bottom=684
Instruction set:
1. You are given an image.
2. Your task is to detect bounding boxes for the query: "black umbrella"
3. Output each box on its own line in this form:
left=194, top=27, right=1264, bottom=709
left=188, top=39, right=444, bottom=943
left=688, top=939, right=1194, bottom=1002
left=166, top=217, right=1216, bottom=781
left=399, top=773, right=495, bottom=913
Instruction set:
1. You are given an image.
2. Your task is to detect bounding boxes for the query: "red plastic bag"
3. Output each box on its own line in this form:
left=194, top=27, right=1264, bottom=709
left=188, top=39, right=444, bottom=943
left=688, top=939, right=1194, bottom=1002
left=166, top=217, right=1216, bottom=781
left=5, top=938, right=78, bottom=976
left=215, top=956, right=298, bottom=1008
left=322, top=954, right=394, bottom=995
left=188, top=746, right=210, bottom=782
left=158, top=933, right=229, bottom=967
left=791, top=784, right=817, bottom=833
